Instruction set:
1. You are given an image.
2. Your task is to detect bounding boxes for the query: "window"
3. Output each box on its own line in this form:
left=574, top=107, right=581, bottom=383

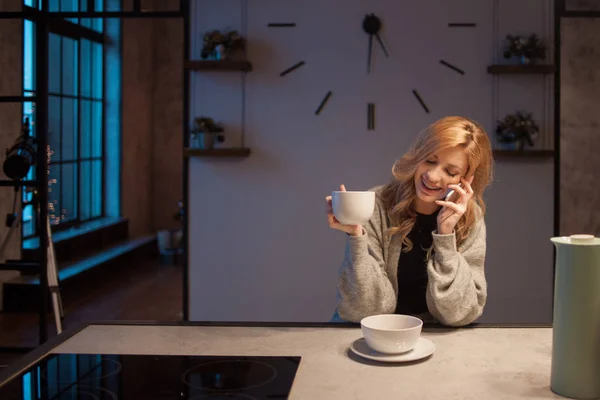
left=22, top=14, right=36, bottom=238
left=22, top=0, right=113, bottom=239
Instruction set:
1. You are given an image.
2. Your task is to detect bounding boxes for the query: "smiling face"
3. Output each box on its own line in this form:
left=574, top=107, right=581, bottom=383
left=413, top=145, right=468, bottom=214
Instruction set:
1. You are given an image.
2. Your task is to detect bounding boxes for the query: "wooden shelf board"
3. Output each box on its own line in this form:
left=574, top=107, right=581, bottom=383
left=493, top=149, right=554, bottom=158
left=185, top=60, right=252, bottom=72
left=184, top=147, right=251, bottom=158
left=487, top=64, right=555, bottom=74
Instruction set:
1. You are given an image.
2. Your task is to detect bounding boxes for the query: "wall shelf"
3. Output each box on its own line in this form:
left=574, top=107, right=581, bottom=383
left=185, top=60, right=252, bottom=72
left=493, top=149, right=554, bottom=158
left=184, top=147, right=251, bottom=158
left=487, top=64, right=555, bottom=74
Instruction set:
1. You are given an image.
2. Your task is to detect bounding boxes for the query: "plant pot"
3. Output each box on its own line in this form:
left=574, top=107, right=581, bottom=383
left=190, top=132, right=216, bottom=149
left=511, top=138, right=526, bottom=151
left=157, top=229, right=177, bottom=253
left=497, top=141, right=516, bottom=151
left=157, top=229, right=183, bottom=266
left=497, top=140, right=527, bottom=151
left=215, top=44, right=227, bottom=60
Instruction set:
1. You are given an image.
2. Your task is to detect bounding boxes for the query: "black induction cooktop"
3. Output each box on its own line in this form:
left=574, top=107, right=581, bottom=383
left=0, top=353, right=301, bottom=399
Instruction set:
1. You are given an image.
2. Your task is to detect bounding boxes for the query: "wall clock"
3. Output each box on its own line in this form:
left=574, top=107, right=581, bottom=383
left=267, top=15, right=476, bottom=130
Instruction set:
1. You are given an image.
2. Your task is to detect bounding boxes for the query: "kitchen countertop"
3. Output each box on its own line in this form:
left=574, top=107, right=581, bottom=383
left=0, top=322, right=561, bottom=399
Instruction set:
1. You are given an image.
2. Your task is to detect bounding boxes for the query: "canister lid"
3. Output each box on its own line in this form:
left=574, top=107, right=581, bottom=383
left=551, top=234, right=600, bottom=246
left=570, top=234, right=595, bottom=243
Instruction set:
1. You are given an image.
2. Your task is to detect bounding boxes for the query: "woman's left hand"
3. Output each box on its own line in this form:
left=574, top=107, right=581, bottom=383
left=435, top=176, right=474, bottom=235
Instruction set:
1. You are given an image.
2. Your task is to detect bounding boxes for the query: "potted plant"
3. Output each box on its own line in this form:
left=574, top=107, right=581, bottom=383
left=190, top=116, right=225, bottom=149
left=495, top=111, right=540, bottom=151
left=502, top=34, right=547, bottom=65
left=157, top=200, right=184, bottom=265
left=201, top=29, right=246, bottom=60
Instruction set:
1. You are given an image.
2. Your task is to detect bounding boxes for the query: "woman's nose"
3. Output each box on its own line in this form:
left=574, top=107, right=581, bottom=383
left=426, top=169, right=442, bottom=183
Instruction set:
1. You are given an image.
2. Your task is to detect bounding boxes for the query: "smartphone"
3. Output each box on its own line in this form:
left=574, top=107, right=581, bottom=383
left=445, top=182, right=462, bottom=201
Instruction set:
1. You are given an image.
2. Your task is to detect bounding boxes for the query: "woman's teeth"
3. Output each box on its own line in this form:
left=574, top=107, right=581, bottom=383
left=423, top=179, right=440, bottom=191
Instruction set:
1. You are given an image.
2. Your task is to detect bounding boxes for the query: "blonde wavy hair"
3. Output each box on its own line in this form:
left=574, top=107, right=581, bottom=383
left=380, top=116, right=493, bottom=252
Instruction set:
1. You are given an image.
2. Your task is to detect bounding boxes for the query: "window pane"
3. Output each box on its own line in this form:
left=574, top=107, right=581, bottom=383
left=92, top=100, right=102, bottom=157
left=22, top=204, right=34, bottom=238
left=61, top=163, right=77, bottom=222
left=62, top=37, right=77, bottom=96
left=91, top=160, right=102, bottom=217
left=48, top=0, right=58, bottom=11
left=92, top=42, right=102, bottom=99
left=60, top=0, right=79, bottom=11
left=60, top=0, right=78, bottom=11
left=105, top=0, right=119, bottom=11
left=23, top=20, right=35, bottom=91
left=80, top=39, right=91, bottom=97
left=93, top=0, right=103, bottom=31
left=93, top=18, right=103, bottom=33
left=23, top=188, right=33, bottom=204
left=80, top=160, right=91, bottom=221
left=48, top=95, right=61, bottom=161
left=22, top=101, right=37, bottom=184
left=79, top=0, right=91, bottom=27
left=48, top=34, right=60, bottom=93
left=23, top=97, right=36, bottom=139
left=61, top=0, right=78, bottom=23
left=80, top=100, right=91, bottom=158
left=62, top=98, right=77, bottom=161
left=48, top=163, right=61, bottom=225
left=23, top=177, right=36, bottom=201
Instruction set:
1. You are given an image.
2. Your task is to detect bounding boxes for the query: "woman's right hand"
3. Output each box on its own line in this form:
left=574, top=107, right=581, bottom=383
left=325, top=184, right=363, bottom=236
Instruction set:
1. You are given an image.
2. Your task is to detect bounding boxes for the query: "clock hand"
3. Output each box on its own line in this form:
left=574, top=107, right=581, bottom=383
left=362, top=13, right=387, bottom=72
left=367, top=33, right=373, bottom=73
left=374, top=33, right=388, bottom=58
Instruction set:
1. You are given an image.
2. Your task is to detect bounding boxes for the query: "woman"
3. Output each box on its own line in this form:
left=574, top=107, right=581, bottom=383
left=326, top=116, right=493, bottom=327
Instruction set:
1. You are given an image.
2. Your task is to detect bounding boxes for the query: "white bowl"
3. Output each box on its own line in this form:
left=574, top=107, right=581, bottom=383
left=331, top=191, right=375, bottom=225
left=360, top=314, right=423, bottom=354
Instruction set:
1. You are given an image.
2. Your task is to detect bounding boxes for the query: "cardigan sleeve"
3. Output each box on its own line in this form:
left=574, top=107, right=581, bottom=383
left=425, top=214, right=488, bottom=326
left=334, top=196, right=397, bottom=322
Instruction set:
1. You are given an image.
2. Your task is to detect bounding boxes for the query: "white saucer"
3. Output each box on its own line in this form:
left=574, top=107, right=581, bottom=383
left=350, top=336, right=436, bottom=363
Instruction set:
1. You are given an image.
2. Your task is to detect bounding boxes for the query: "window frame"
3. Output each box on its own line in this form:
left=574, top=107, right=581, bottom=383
left=21, top=0, right=107, bottom=240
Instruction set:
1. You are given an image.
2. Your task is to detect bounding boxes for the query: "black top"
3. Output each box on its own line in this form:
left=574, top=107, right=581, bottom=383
left=395, top=209, right=440, bottom=315
left=0, top=352, right=301, bottom=399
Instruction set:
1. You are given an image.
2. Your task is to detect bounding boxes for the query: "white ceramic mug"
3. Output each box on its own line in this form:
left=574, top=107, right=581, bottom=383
left=331, top=190, right=375, bottom=226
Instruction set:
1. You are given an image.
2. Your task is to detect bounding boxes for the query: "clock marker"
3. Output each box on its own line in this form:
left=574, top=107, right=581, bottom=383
left=315, top=91, right=332, bottom=115
left=439, top=60, right=465, bottom=75
left=448, top=23, right=476, bottom=27
left=280, top=61, right=305, bottom=77
left=412, top=90, right=430, bottom=114
left=268, top=23, right=296, bottom=27
left=367, top=103, right=375, bottom=130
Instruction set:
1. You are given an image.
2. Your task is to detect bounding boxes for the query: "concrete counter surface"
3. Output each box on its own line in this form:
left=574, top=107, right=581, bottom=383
left=48, top=324, right=559, bottom=399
